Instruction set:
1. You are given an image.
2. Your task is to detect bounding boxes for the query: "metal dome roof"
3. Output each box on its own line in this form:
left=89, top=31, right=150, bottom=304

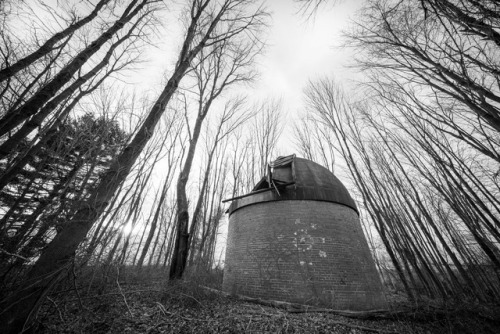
left=227, top=156, right=357, bottom=215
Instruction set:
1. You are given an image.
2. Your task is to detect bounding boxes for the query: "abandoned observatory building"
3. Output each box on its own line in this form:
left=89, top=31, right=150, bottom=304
left=222, top=155, right=387, bottom=310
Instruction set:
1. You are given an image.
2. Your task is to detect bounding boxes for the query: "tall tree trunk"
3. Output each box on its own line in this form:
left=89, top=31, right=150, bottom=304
left=169, top=113, right=207, bottom=279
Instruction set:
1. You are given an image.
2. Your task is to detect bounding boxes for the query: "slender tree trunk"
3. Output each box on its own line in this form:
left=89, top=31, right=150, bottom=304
left=137, top=175, right=171, bottom=267
left=169, top=113, right=206, bottom=279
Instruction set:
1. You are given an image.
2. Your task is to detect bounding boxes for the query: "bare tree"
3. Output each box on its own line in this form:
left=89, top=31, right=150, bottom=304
left=302, top=76, right=500, bottom=302
left=169, top=4, right=267, bottom=279
left=0, top=1, right=266, bottom=332
left=252, top=98, right=284, bottom=177
left=135, top=133, right=185, bottom=268
left=187, top=97, right=252, bottom=268
left=346, top=0, right=500, bottom=134
left=0, top=0, right=157, bottom=139
left=293, top=112, right=335, bottom=172
left=0, top=8, right=152, bottom=158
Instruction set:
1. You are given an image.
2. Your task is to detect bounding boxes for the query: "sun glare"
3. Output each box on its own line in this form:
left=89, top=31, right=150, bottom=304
left=122, top=223, right=134, bottom=236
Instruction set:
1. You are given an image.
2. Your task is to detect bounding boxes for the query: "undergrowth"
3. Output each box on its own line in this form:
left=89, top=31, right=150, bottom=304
left=31, top=265, right=500, bottom=333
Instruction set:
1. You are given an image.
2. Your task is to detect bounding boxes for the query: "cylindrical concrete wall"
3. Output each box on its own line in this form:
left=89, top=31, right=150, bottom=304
left=222, top=200, right=387, bottom=310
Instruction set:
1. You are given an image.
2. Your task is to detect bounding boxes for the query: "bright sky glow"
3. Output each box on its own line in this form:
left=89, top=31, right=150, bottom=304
left=256, top=0, right=363, bottom=154
left=257, top=0, right=363, bottom=105
left=122, top=222, right=138, bottom=236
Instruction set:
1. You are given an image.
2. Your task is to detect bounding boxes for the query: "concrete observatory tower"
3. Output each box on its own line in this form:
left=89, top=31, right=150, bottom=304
left=222, top=155, right=387, bottom=310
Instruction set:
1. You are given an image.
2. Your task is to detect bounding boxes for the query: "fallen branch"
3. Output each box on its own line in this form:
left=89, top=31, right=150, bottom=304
left=47, top=297, right=64, bottom=322
left=201, top=286, right=396, bottom=333
left=323, top=319, right=394, bottom=333
left=155, top=302, right=210, bottom=322
left=72, top=262, right=85, bottom=310
left=52, top=288, right=162, bottom=302
left=179, top=292, right=203, bottom=308
left=201, top=286, right=393, bottom=319
left=116, top=267, right=133, bottom=317
left=0, top=248, right=29, bottom=261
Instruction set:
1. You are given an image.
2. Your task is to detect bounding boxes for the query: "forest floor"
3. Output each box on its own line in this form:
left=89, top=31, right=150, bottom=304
left=35, top=270, right=500, bottom=334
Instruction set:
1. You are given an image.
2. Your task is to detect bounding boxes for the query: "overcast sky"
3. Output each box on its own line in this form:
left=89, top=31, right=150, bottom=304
left=29, top=0, right=363, bottom=124
left=258, top=0, right=363, bottom=103
left=214, top=0, right=365, bottom=258
left=254, top=0, right=364, bottom=154
left=138, top=1, right=363, bottom=109
left=133, top=0, right=365, bottom=159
